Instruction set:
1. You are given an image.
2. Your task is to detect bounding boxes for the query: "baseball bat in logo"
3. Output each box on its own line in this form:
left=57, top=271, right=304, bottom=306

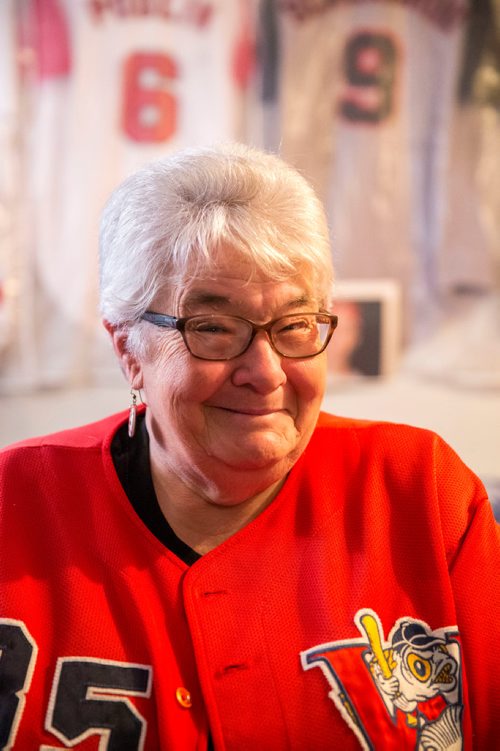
left=301, top=608, right=464, bottom=750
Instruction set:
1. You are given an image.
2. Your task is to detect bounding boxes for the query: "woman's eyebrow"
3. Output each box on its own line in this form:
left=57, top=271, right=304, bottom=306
left=183, top=291, right=232, bottom=309
left=184, top=292, right=314, bottom=310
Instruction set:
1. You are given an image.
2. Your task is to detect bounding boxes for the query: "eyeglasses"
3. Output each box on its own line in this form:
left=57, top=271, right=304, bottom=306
left=141, top=311, right=338, bottom=361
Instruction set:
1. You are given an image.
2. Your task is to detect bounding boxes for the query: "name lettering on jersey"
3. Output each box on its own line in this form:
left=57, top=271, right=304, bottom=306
left=278, top=0, right=467, bottom=33
left=301, top=608, right=464, bottom=750
left=88, top=0, right=214, bottom=27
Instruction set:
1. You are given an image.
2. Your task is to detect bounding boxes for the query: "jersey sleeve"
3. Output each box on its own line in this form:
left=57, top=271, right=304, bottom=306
left=434, top=435, right=500, bottom=743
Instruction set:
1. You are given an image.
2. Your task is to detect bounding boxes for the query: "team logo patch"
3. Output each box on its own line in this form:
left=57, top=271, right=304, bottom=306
left=301, top=609, right=463, bottom=750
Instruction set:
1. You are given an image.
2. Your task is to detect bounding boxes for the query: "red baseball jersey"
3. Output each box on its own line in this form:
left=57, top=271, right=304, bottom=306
left=1, top=410, right=499, bottom=749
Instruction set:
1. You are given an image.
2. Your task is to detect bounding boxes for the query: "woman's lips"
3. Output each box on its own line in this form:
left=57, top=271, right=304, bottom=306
left=212, top=406, right=284, bottom=416
left=219, top=407, right=283, bottom=417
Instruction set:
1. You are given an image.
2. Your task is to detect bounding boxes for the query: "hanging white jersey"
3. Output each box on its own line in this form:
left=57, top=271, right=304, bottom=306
left=0, top=0, right=20, bottom=361
left=16, top=0, right=253, bottom=387
left=274, top=0, right=468, bottom=333
left=437, top=5, right=500, bottom=294
left=437, top=106, right=499, bottom=294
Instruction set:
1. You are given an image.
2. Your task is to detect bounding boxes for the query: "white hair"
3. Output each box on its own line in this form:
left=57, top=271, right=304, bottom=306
left=99, top=143, right=333, bottom=347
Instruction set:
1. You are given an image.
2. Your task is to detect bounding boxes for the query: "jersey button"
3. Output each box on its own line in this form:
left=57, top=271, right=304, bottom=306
left=176, top=686, right=192, bottom=708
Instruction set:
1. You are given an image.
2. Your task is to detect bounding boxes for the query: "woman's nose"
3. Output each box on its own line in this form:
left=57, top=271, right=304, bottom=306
left=230, top=331, right=287, bottom=392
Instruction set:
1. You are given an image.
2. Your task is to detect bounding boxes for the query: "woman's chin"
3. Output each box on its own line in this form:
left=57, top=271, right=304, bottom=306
left=212, top=438, right=299, bottom=473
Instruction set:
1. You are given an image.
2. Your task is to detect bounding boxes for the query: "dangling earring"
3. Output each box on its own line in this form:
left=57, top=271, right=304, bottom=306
left=128, top=389, right=138, bottom=438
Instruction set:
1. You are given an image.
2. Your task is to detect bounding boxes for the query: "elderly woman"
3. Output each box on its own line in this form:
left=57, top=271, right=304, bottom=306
left=0, top=144, right=498, bottom=749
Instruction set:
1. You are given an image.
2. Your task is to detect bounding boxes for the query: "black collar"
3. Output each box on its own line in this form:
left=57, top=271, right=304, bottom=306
left=111, top=413, right=202, bottom=566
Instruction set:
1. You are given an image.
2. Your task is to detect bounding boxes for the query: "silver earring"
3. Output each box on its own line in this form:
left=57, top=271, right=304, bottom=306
left=128, top=390, right=138, bottom=438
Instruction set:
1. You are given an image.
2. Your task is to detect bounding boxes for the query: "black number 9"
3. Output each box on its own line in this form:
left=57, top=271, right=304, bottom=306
left=341, top=31, right=398, bottom=123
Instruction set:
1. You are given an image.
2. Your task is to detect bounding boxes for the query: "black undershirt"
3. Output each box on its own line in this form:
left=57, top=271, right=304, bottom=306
left=111, top=414, right=214, bottom=750
left=111, top=412, right=201, bottom=565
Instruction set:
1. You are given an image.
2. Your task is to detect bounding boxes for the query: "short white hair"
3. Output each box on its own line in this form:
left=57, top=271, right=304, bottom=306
left=99, top=143, right=333, bottom=337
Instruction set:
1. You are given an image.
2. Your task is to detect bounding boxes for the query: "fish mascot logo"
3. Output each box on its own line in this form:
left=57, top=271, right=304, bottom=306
left=301, top=609, right=463, bottom=750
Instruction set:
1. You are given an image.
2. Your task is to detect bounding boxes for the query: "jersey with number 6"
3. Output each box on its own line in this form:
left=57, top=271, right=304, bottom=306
left=1, top=410, right=499, bottom=749
left=17, top=0, right=252, bottom=385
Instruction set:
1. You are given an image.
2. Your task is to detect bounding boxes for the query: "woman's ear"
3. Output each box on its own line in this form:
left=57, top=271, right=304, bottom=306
left=102, top=320, right=144, bottom=389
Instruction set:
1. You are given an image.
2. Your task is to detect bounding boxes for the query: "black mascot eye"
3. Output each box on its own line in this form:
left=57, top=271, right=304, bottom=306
left=407, top=652, right=431, bottom=682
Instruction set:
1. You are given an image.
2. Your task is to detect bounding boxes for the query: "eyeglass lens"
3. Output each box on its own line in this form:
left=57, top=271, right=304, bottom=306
left=183, top=314, right=332, bottom=360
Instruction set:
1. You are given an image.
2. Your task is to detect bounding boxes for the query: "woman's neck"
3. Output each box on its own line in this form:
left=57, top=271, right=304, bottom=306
left=149, top=449, right=286, bottom=554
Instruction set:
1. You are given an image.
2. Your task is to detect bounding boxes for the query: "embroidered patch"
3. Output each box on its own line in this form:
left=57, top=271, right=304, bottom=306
left=301, top=608, right=463, bottom=750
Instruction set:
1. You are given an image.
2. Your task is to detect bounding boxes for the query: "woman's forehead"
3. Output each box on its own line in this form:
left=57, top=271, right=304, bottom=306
left=162, top=272, right=318, bottom=317
left=191, top=241, right=319, bottom=280
left=157, top=244, right=324, bottom=311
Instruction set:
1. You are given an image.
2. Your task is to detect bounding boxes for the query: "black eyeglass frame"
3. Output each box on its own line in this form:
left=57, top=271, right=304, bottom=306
left=140, top=311, right=339, bottom=361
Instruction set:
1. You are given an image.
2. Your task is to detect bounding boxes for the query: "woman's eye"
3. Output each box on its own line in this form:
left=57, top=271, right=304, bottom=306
left=191, top=319, right=236, bottom=335
left=279, top=318, right=310, bottom=334
left=195, top=325, right=228, bottom=334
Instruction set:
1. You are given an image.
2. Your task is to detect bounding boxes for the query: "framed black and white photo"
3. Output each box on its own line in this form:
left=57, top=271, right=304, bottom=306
left=327, top=279, right=402, bottom=379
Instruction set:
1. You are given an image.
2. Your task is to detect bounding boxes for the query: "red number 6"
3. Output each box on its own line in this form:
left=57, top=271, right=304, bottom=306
left=122, top=52, right=178, bottom=143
